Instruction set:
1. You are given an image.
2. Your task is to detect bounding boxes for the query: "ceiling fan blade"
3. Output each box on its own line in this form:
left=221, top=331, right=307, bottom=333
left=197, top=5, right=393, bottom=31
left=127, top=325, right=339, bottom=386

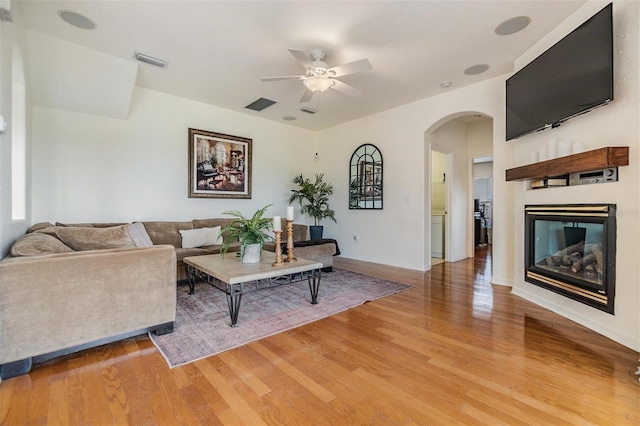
left=260, top=75, right=303, bottom=82
left=328, top=58, right=372, bottom=77
left=331, top=79, right=363, bottom=97
left=300, top=89, right=314, bottom=103
left=288, top=49, right=312, bottom=69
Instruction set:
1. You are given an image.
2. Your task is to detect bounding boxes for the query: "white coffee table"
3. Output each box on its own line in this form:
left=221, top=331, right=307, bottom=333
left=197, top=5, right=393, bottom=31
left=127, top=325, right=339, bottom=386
left=183, top=251, right=323, bottom=327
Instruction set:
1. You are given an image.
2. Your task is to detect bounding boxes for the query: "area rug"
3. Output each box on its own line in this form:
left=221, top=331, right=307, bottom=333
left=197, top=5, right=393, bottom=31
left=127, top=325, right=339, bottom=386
left=149, top=268, right=412, bottom=368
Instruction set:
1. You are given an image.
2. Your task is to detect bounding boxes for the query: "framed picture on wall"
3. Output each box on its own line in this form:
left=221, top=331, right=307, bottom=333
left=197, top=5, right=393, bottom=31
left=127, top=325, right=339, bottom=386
left=188, top=128, right=252, bottom=199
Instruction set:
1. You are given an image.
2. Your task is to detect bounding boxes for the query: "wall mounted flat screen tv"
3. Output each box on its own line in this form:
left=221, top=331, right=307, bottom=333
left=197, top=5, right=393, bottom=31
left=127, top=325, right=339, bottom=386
left=506, top=3, right=613, bottom=141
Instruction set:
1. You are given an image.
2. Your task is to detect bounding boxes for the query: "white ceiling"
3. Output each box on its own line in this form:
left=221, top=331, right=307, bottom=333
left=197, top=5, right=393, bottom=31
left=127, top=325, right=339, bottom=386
left=21, top=0, right=586, bottom=130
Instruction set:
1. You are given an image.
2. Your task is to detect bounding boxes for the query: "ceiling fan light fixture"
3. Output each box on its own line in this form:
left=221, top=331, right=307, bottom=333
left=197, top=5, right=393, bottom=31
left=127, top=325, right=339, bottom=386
left=303, top=76, right=334, bottom=94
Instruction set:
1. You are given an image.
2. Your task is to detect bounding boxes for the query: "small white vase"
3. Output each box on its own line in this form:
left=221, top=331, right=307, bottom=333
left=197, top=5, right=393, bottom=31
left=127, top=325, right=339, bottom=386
left=242, top=243, right=261, bottom=263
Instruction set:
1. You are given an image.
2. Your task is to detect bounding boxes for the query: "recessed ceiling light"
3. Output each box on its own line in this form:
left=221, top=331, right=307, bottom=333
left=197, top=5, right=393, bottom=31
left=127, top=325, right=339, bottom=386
left=495, top=16, right=531, bottom=36
left=58, top=10, right=95, bottom=30
left=283, top=116, right=297, bottom=121
left=440, top=81, right=452, bottom=88
left=464, top=64, right=489, bottom=75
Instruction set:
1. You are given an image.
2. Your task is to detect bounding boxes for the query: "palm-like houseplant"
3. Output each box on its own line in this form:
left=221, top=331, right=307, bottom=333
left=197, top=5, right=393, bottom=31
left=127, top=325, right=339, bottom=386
left=288, top=173, right=336, bottom=240
left=220, top=205, right=274, bottom=262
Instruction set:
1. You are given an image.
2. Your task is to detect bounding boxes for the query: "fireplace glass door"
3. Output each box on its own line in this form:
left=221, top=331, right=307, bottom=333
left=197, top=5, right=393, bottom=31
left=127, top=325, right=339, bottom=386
left=525, top=204, right=616, bottom=313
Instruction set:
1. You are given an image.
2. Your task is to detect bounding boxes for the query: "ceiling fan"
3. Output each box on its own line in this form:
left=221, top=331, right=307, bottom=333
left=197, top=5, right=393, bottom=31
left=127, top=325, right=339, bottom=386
left=261, top=48, right=372, bottom=103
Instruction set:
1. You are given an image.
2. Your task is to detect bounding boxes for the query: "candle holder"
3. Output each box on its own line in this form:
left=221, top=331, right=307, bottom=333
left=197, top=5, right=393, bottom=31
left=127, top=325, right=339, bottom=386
left=284, top=219, right=297, bottom=263
left=272, top=230, right=284, bottom=266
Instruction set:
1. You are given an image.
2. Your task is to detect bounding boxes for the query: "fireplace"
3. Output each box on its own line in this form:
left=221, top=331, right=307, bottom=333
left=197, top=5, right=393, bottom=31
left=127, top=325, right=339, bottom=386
left=524, top=204, right=616, bottom=314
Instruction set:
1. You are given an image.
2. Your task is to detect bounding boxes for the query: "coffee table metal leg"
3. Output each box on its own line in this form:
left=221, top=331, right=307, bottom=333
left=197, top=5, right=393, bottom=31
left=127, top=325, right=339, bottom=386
left=186, top=265, right=196, bottom=295
left=307, top=269, right=321, bottom=304
left=226, top=284, right=243, bottom=327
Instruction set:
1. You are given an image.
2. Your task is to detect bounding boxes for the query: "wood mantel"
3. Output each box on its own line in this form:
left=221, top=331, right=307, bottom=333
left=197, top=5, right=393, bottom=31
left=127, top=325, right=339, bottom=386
left=505, top=146, right=629, bottom=181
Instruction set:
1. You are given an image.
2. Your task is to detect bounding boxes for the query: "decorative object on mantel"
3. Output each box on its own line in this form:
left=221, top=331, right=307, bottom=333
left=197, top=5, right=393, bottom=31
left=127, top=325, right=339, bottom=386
left=505, top=146, right=629, bottom=182
left=220, top=205, right=273, bottom=263
left=288, top=174, right=336, bottom=240
left=349, top=143, right=383, bottom=209
left=188, top=128, right=252, bottom=199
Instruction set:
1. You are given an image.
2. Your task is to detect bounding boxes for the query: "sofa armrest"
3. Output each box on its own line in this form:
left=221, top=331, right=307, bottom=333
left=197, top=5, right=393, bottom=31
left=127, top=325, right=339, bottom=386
left=0, top=245, right=176, bottom=365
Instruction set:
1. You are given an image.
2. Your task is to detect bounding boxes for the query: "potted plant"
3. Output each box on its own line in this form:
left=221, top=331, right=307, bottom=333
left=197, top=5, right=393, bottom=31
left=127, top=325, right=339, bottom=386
left=288, top=173, right=336, bottom=240
left=220, top=205, right=274, bottom=263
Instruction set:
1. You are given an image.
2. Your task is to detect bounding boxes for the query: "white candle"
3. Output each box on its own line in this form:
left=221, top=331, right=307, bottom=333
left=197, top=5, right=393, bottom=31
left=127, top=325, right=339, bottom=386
left=286, top=206, right=294, bottom=221
left=273, top=216, right=281, bottom=232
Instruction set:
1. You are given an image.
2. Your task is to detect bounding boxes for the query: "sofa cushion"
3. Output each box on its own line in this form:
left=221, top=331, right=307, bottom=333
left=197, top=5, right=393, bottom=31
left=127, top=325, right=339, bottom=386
left=55, top=222, right=127, bottom=228
left=201, top=241, right=240, bottom=254
left=175, top=247, right=210, bottom=262
left=192, top=218, right=235, bottom=229
left=38, top=225, right=135, bottom=251
left=143, top=221, right=193, bottom=247
left=179, top=226, right=222, bottom=248
left=27, top=222, right=54, bottom=233
left=127, top=222, right=154, bottom=247
left=10, top=233, right=74, bottom=257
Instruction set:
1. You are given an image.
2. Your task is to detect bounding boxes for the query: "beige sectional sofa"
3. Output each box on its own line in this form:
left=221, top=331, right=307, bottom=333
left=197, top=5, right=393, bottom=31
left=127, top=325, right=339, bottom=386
left=0, top=243, right=176, bottom=379
left=0, top=218, right=337, bottom=379
left=141, top=218, right=337, bottom=281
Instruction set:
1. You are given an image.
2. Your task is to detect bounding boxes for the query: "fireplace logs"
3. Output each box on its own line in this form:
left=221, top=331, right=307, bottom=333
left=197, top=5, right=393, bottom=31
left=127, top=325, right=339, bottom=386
left=541, top=242, right=603, bottom=278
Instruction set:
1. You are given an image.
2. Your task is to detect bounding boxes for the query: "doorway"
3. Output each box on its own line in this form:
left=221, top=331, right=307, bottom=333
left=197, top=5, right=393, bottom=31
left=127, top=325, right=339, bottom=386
left=473, top=157, right=493, bottom=251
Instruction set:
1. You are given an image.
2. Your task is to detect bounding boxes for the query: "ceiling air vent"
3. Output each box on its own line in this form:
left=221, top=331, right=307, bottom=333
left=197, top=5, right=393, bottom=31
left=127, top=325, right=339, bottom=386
left=133, top=52, right=168, bottom=68
left=245, top=98, right=276, bottom=112
left=300, top=107, right=318, bottom=114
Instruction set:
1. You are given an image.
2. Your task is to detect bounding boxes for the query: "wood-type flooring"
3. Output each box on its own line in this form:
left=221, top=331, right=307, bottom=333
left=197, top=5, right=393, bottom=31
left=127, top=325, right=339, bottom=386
left=1, top=246, right=639, bottom=424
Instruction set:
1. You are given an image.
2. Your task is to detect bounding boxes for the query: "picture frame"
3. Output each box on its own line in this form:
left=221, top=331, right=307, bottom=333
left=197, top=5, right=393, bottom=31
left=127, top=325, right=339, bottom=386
left=188, top=128, right=252, bottom=199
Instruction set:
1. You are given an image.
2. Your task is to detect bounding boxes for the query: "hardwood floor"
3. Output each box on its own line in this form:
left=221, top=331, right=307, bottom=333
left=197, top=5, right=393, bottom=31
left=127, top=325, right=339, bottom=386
left=2, top=246, right=639, bottom=425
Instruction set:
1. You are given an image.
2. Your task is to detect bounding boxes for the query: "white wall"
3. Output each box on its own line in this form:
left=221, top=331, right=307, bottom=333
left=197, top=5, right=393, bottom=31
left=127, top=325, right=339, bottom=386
left=509, top=0, right=640, bottom=351
left=31, top=87, right=318, bottom=224
left=0, top=1, right=31, bottom=257
left=317, top=77, right=508, bottom=273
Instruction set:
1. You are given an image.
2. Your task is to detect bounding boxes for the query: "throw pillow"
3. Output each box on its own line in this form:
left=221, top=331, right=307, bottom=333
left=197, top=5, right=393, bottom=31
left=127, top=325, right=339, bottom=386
left=127, top=222, right=154, bottom=247
left=38, top=225, right=136, bottom=251
left=10, top=233, right=74, bottom=256
left=180, top=226, right=222, bottom=248
left=27, top=222, right=54, bottom=233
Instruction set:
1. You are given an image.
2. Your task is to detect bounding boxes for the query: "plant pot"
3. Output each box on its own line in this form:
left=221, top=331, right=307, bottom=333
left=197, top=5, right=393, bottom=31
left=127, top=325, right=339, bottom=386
left=309, top=225, right=324, bottom=241
left=242, top=243, right=261, bottom=263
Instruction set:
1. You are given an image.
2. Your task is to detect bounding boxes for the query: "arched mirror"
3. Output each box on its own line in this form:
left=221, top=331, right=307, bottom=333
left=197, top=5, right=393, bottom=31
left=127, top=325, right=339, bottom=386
left=349, top=144, right=383, bottom=209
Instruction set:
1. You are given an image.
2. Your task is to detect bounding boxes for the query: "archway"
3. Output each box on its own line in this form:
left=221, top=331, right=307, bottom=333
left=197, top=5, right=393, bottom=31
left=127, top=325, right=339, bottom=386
left=424, top=112, right=494, bottom=270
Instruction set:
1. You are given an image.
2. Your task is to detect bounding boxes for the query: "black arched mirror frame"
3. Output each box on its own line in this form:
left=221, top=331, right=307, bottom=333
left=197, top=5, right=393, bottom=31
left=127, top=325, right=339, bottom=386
left=349, top=143, right=383, bottom=209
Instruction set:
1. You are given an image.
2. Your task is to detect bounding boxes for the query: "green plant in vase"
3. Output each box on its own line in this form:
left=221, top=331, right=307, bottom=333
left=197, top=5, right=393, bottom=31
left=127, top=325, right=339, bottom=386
left=220, top=205, right=274, bottom=262
left=288, top=173, right=336, bottom=240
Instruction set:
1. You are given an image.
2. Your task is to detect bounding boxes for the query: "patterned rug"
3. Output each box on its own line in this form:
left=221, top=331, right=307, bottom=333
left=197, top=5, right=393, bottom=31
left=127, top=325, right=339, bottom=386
left=149, top=268, right=412, bottom=368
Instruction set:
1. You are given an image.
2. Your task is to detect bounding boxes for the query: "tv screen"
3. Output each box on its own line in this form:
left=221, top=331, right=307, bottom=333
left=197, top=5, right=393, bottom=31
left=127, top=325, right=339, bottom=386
left=506, top=3, right=613, bottom=141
